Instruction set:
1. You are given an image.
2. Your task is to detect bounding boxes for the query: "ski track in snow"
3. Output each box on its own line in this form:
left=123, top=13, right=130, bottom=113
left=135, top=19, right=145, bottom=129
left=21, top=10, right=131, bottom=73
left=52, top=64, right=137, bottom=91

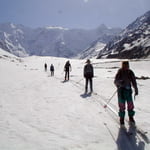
left=0, top=51, right=150, bottom=150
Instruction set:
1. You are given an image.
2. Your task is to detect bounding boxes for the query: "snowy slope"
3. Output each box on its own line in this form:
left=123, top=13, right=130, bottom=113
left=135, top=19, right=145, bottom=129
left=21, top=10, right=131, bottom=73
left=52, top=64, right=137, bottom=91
left=97, top=10, right=150, bottom=59
left=78, top=33, right=118, bottom=59
left=0, top=48, right=150, bottom=150
left=78, top=41, right=106, bottom=59
left=0, top=23, right=31, bottom=57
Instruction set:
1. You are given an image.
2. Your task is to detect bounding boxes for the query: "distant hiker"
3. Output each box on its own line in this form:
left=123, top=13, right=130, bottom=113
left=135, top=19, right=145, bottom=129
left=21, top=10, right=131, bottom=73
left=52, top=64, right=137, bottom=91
left=83, top=59, right=94, bottom=94
left=64, top=60, right=71, bottom=81
left=44, top=63, right=47, bottom=72
left=50, top=64, right=54, bottom=76
left=114, top=61, right=138, bottom=126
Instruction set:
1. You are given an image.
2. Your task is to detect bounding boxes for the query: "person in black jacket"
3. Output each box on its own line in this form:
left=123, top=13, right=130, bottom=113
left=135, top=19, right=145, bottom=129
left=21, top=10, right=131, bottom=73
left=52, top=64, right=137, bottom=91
left=50, top=64, right=54, bottom=76
left=84, top=59, right=94, bottom=94
left=44, top=63, right=47, bottom=72
left=114, top=61, right=138, bottom=126
left=64, top=60, right=71, bottom=81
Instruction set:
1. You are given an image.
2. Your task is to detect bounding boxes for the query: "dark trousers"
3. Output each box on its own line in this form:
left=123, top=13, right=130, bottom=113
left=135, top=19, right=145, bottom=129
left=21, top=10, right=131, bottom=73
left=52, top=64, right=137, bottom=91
left=65, top=71, right=69, bottom=80
left=51, top=71, right=54, bottom=76
left=85, top=77, right=93, bottom=93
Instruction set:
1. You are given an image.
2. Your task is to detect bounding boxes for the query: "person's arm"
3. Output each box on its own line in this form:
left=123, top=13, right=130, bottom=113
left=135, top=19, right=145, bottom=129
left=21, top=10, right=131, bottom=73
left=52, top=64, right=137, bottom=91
left=70, top=64, right=72, bottom=72
left=64, top=64, right=66, bottom=71
left=114, top=69, right=123, bottom=88
left=91, top=65, right=94, bottom=78
left=130, top=70, right=138, bottom=95
left=84, top=66, right=86, bottom=78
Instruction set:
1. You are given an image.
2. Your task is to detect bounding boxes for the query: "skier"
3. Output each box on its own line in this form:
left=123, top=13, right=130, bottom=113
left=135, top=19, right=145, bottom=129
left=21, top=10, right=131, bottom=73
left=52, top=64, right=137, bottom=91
left=44, top=63, right=47, bottom=72
left=83, top=59, right=94, bottom=94
left=64, top=60, right=71, bottom=81
left=114, top=61, right=138, bottom=126
left=50, top=64, right=54, bottom=76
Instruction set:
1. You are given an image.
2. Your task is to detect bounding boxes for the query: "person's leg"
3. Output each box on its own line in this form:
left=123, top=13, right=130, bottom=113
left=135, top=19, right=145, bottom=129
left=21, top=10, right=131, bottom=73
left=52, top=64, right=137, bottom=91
left=67, top=71, right=70, bottom=80
left=89, top=78, right=93, bottom=93
left=85, top=78, right=88, bottom=93
left=65, top=71, right=67, bottom=80
left=118, top=88, right=126, bottom=125
left=125, top=89, right=135, bottom=123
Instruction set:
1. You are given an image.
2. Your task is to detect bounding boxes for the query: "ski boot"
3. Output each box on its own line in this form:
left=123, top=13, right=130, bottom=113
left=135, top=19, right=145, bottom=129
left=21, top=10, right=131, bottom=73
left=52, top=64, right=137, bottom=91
left=129, top=116, right=136, bottom=127
left=120, top=117, right=125, bottom=128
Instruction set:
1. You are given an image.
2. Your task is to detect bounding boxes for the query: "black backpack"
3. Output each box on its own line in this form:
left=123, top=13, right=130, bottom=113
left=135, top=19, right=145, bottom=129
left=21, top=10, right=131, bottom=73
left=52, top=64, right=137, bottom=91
left=84, top=64, right=93, bottom=78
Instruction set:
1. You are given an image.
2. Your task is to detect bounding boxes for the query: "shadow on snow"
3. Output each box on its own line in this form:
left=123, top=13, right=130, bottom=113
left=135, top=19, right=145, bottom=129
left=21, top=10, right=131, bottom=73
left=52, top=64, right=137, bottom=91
left=80, top=93, right=92, bottom=98
left=116, top=126, right=145, bottom=150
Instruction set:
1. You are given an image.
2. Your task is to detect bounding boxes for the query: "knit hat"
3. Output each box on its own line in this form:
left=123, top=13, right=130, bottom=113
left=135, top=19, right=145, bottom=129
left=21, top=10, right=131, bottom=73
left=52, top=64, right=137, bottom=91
left=122, top=61, right=129, bottom=69
left=86, top=59, right=90, bottom=63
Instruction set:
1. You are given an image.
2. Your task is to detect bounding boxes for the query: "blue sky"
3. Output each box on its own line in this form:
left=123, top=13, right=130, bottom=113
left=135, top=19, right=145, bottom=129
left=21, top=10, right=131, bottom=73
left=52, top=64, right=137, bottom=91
left=0, top=0, right=149, bottom=29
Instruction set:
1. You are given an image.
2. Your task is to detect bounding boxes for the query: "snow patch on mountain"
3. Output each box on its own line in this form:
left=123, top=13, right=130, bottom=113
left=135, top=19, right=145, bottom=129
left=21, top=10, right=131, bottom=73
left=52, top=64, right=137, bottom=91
left=78, top=42, right=106, bottom=59
left=45, top=26, right=69, bottom=30
left=97, top=10, right=150, bottom=59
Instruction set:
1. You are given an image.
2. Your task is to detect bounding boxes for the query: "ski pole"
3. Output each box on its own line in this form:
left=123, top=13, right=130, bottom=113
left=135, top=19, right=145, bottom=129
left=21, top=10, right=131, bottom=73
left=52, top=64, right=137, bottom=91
left=76, top=78, right=83, bottom=84
left=104, top=89, right=117, bottom=108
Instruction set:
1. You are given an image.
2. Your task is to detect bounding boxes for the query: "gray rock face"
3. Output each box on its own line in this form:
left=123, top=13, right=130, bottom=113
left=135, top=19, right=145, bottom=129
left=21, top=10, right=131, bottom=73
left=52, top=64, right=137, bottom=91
left=0, top=23, right=121, bottom=58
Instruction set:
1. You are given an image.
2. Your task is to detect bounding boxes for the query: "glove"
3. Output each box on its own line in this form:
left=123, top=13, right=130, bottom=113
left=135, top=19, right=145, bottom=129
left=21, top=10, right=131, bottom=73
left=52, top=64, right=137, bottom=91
left=134, top=88, right=138, bottom=96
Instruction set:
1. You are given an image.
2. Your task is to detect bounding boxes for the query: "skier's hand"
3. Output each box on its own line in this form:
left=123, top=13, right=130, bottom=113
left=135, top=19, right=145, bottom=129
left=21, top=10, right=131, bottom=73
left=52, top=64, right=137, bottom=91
left=134, top=88, right=138, bottom=96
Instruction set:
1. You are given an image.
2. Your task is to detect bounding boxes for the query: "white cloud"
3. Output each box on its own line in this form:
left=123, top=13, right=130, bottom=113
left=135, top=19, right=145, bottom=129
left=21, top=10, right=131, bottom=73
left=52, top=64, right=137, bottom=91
left=83, top=0, right=89, bottom=3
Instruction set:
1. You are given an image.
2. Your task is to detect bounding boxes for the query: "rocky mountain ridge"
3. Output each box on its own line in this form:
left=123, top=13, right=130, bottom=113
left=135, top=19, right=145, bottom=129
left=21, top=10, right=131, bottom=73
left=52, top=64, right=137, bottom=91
left=0, top=23, right=121, bottom=58
left=97, top=10, right=150, bottom=59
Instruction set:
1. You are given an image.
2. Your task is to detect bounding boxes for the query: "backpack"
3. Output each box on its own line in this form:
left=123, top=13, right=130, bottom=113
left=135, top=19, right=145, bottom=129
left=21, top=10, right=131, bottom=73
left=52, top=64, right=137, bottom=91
left=50, top=65, right=54, bottom=71
left=64, top=62, right=70, bottom=71
left=84, top=64, right=93, bottom=78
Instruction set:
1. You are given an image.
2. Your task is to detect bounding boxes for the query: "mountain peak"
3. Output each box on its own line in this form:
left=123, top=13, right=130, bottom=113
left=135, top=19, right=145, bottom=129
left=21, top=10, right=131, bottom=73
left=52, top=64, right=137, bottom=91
left=96, top=24, right=108, bottom=30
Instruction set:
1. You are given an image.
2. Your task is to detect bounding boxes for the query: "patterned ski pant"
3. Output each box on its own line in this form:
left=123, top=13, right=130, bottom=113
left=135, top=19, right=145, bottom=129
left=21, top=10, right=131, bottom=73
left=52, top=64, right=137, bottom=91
left=117, top=88, right=135, bottom=118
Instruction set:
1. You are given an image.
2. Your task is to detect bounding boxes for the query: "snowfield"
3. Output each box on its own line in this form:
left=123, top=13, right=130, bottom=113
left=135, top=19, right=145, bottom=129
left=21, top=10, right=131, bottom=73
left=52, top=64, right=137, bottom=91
left=0, top=48, right=150, bottom=150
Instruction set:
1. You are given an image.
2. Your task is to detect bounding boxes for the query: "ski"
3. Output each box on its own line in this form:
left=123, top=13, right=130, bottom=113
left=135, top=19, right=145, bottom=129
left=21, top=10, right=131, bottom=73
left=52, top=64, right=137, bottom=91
left=124, top=121, right=150, bottom=144
left=61, top=80, right=69, bottom=83
left=119, top=124, right=134, bottom=136
left=134, top=126, right=150, bottom=144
